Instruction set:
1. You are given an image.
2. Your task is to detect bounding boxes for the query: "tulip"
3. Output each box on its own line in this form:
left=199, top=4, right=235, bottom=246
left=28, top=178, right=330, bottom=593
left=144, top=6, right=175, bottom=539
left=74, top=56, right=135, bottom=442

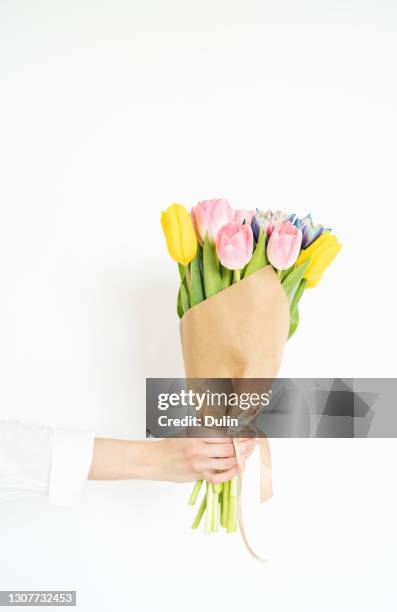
left=267, top=221, right=302, bottom=270
left=234, top=209, right=254, bottom=225
left=215, top=222, right=253, bottom=272
left=294, top=213, right=325, bottom=248
left=268, top=210, right=295, bottom=226
left=161, top=204, right=197, bottom=265
left=191, top=198, right=233, bottom=244
left=251, top=209, right=294, bottom=242
left=251, top=215, right=273, bottom=242
left=296, top=232, right=341, bottom=288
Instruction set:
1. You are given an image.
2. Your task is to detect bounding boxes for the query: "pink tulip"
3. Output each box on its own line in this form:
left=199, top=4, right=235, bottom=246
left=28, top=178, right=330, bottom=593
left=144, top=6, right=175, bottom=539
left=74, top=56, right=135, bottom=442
left=234, top=209, right=254, bottom=225
left=216, top=222, right=253, bottom=270
left=267, top=221, right=302, bottom=270
left=191, top=198, right=233, bottom=244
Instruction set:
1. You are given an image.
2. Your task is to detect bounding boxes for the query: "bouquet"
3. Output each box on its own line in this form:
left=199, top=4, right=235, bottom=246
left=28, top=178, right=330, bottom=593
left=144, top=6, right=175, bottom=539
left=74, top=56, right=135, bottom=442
left=161, top=198, right=341, bottom=539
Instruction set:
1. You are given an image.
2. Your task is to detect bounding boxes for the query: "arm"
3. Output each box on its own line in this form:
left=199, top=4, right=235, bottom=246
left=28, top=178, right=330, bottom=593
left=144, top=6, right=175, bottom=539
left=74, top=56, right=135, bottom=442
left=0, top=421, right=257, bottom=507
left=88, top=437, right=258, bottom=484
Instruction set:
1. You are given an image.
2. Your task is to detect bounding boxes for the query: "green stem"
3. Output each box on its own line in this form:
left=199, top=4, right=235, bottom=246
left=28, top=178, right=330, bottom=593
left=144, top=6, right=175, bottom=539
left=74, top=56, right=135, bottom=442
left=221, top=480, right=229, bottom=528
left=205, top=483, right=214, bottom=534
left=221, top=481, right=229, bottom=528
left=233, top=269, right=241, bottom=283
left=191, top=493, right=207, bottom=529
left=277, top=269, right=282, bottom=279
left=184, top=266, right=192, bottom=297
left=212, top=492, right=219, bottom=531
left=212, top=483, right=222, bottom=531
left=188, top=479, right=203, bottom=505
left=227, top=476, right=238, bottom=533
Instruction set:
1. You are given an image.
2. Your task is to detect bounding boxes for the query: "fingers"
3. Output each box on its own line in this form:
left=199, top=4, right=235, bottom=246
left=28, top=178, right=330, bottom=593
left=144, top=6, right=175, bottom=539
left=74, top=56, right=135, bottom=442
left=203, top=465, right=241, bottom=484
left=203, top=437, right=252, bottom=444
left=194, top=456, right=237, bottom=472
left=197, top=440, right=258, bottom=481
left=202, top=439, right=258, bottom=458
left=185, top=438, right=258, bottom=480
left=202, top=443, right=235, bottom=458
left=234, top=439, right=258, bottom=459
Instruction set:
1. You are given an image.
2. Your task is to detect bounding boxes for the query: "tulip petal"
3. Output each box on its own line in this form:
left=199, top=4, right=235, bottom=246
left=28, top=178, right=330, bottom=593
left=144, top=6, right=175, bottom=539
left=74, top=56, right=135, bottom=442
left=251, top=216, right=260, bottom=242
left=267, top=221, right=302, bottom=270
left=161, top=204, right=198, bottom=265
left=194, top=198, right=233, bottom=244
left=297, top=232, right=341, bottom=287
left=215, top=222, right=253, bottom=270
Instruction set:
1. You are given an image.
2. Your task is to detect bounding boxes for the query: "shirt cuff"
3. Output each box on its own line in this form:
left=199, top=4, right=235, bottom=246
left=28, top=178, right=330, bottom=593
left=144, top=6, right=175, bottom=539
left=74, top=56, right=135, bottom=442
left=48, top=429, right=94, bottom=507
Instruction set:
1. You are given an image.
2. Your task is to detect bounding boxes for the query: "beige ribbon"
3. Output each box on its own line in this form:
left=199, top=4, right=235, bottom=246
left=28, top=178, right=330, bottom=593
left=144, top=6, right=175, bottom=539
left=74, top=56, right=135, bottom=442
left=233, top=437, right=272, bottom=562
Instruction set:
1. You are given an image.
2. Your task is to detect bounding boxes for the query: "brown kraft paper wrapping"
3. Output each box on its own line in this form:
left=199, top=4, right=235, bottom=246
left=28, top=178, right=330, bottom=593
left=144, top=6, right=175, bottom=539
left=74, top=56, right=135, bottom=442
left=180, top=265, right=289, bottom=378
left=180, top=265, right=290, bottom=504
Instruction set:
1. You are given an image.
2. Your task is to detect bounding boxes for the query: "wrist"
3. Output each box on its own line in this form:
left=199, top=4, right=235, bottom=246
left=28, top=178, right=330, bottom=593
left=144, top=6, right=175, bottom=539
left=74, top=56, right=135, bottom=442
left=125, top=439, right=165, bottom=481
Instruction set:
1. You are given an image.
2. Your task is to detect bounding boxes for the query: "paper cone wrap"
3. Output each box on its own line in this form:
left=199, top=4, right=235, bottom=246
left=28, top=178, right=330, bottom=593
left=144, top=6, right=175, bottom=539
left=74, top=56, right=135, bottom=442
left=180, top=265, right=290, bottom=378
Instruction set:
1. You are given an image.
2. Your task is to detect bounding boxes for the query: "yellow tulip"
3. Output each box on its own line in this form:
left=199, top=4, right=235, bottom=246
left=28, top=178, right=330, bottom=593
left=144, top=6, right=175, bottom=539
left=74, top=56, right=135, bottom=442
left=161, top=204, right=197, bottom=265
left=296, top=232, right=341, bottom=288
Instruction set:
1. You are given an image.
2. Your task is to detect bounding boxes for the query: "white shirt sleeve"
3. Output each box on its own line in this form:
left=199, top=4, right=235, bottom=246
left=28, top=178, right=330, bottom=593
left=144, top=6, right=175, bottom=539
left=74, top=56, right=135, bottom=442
left=0, top=420, right=94, bottom=507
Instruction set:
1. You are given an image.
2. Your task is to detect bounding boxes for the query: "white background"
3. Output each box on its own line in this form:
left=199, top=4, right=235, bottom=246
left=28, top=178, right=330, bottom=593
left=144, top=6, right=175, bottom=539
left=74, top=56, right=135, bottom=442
left=1, top=1, right=397, bottom=610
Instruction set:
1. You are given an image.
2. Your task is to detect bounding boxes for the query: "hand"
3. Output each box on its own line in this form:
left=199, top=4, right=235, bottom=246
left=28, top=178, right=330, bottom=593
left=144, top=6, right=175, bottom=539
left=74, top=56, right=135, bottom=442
left=152, top=437, right=258, bottom=483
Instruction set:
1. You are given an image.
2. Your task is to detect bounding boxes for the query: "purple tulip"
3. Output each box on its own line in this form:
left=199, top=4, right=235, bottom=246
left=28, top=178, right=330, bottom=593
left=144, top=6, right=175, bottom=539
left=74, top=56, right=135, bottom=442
left=251, top=213, right=273, bottom=242
left=294, top=214, right=325, bottom=248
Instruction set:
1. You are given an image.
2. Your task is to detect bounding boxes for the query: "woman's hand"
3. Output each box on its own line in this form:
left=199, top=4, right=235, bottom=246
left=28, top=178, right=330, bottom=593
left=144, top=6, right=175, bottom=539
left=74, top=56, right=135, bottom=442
left=88, top=437, right=258, bottom=483
left=143, top=437, right=258, bottom=483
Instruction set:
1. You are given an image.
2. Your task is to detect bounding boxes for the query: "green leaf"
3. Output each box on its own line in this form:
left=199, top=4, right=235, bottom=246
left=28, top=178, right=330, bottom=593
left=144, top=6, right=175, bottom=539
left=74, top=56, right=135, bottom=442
left=190, top=254, right=205, bottom=306
left=280, top=264, right=294, bottom=283
left=288, top=306, right=300, bottom=339
left=287, top=279, right=306, bottom=338
left=220, top=264, right=233, bottom=289
left=179, top=280, right=190, bottom=314
left=291, top=278, right=306, bottom=313
left=177, top=288, right=183, bottom=318
left=177, top=263, right=187, bottom=318
left=281, top=259, right=310, bottom=305
left=203, top=235, right=222, bottom=298
left=243, top=230, right=268, bottom=278
left=197, top=244, right=204, bottom=280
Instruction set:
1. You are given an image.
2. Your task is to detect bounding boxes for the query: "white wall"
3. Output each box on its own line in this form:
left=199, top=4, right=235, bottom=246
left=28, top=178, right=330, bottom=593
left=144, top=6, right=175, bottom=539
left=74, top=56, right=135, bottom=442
left=0, top=1, right=396, bottom=610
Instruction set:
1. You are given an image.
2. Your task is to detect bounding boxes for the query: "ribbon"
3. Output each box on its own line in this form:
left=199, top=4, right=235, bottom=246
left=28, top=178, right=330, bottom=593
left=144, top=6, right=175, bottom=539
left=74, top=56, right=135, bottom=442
left=232, top=437, right=272, bottom=562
